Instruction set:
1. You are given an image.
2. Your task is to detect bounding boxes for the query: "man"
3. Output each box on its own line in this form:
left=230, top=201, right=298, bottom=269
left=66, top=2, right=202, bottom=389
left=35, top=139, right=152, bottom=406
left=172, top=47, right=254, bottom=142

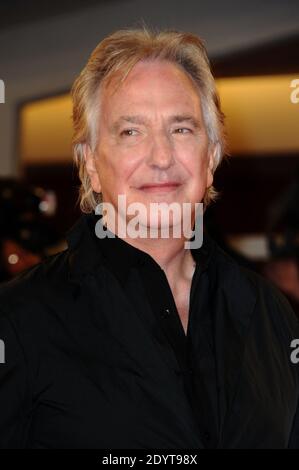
left=0, top=27, right=299, bottom=449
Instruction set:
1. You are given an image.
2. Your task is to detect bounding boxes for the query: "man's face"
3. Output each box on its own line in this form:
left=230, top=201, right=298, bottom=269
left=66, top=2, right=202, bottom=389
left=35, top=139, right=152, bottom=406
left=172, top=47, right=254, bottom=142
left=85, top=59, right=215, bottom=230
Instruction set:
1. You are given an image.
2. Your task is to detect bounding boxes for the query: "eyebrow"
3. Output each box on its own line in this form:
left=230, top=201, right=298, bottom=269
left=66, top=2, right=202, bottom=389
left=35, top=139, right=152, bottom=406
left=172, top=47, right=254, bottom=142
left=111, top=114, right=202, bottom=131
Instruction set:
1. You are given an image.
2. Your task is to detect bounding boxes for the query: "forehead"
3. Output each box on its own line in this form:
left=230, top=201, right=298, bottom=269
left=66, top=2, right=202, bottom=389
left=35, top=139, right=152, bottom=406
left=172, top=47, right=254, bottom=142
left=101, top=60, right=202, bottom=114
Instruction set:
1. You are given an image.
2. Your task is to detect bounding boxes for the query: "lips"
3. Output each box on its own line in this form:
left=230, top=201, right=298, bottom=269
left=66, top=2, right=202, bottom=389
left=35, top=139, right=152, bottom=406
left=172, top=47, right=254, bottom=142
left=138, top=182, right=182, bottom=192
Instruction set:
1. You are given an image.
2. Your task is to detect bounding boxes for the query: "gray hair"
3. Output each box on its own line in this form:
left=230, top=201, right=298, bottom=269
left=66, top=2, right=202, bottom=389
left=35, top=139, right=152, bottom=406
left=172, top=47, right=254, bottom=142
left=71, top=26, right=227, bottom=213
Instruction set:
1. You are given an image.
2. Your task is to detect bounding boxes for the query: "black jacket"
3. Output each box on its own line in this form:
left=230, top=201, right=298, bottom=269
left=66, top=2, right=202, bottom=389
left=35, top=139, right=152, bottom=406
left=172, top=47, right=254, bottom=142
left=0, top=212, right=299, bottom=449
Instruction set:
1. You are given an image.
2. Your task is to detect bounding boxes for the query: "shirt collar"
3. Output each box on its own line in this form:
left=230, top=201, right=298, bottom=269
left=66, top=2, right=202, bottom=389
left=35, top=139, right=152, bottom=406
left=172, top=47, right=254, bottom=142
left=66, top=211, right=216, bottom=284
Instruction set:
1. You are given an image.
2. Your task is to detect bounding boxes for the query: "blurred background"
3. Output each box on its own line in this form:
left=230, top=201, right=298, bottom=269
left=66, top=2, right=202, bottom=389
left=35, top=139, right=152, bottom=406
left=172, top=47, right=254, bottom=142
left=0, top=0, right=299, bottom=314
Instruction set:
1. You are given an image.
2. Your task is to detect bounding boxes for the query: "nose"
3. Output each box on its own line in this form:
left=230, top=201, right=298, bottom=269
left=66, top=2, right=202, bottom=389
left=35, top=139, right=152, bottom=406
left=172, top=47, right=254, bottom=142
left=146, top=131, right=174, bottom=170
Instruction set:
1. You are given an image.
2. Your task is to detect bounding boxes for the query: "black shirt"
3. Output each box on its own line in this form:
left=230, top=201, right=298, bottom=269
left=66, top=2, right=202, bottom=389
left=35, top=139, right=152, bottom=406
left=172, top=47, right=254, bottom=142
left=92, top=214, right=219, bottom=448
left=0, top=212, right=299, bottom=449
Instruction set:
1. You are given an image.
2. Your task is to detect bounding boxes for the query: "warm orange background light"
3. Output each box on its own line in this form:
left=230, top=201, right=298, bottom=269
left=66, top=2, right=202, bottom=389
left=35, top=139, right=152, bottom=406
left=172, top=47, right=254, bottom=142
left=217, top=74, right=299, bottom=155
left=20, top=94, right=73, bottom=163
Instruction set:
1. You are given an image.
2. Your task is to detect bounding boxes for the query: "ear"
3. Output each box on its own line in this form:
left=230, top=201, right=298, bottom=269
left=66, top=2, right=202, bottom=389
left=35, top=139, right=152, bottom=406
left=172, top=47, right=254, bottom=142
left=206, top=144, right=217, bottom=189
left=83, top=143, right=102, bottom=193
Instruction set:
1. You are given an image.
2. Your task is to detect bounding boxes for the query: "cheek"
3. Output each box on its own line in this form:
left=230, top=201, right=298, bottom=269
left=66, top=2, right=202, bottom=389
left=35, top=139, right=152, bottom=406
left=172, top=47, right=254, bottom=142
left=177, top=140, right=210, bottom=178
left=97, top=149, right=140, bottom=192
left=177, top=145, right=211, bottom=202
left=114, top=146, right=145, bottom=182
left=95, top=147, right=121, bottom=181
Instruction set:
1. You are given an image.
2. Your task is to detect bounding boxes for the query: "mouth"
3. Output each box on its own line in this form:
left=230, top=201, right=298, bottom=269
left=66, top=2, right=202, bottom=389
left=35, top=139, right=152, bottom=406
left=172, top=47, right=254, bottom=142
left=137, top=182, right=182, bottom=193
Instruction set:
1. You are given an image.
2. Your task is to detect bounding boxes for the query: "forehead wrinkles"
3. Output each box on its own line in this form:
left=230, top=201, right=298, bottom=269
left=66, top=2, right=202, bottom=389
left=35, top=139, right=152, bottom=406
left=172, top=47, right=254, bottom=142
left=102, top=91, right=202, bottom=132
left=98, top=61, right=204, bottom=136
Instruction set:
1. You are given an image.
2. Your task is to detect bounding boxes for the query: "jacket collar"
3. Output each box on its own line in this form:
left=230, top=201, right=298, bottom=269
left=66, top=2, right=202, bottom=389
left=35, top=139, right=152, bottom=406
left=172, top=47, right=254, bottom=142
left=66, top=211, right=216, bottom=284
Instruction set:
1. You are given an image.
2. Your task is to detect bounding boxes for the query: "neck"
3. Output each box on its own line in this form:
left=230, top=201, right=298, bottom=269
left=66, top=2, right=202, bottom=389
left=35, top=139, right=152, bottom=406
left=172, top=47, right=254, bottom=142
left=106, top=218, right=196, bottom=286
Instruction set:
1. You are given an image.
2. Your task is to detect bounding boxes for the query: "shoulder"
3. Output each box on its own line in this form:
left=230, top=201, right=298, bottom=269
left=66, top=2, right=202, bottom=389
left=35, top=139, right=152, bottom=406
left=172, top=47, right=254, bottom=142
left=0, top=248, right=71, bottom=324
left=0, top=249, right=74, bottom=373
left=212, top=242, right=299, bottom=341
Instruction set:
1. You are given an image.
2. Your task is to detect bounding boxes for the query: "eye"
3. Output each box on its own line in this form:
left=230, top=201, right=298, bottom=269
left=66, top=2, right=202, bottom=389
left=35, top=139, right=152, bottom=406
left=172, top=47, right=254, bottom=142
left=120, top=129, right=139, bottom=137
left=173, top=128, right=192, bottom=134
